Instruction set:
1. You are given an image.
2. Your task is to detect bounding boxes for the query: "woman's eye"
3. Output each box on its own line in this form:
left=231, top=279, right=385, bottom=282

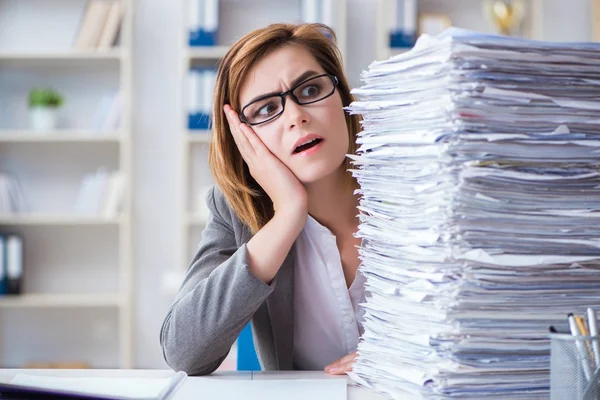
left=301, top=84, right=321, bottom=98
left=255, top=103, right=277, bottom=117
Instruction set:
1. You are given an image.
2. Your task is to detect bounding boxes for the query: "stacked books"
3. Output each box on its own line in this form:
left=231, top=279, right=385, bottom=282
left=347, top=28, right=600, bottom=399
left=73, top=0, right=124, bottom=50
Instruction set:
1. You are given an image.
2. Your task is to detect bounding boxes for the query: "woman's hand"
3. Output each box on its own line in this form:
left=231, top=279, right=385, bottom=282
left=224, top=105, right=307, bottom=216
left=324, top=352, right=357, bottom=375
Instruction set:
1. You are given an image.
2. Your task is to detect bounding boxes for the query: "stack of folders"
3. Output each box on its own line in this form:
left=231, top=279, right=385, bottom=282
left=0, top=234, right=24, bottom=296
left=188, top=68, right=217, bottom=130
left=346, top=28, right=600, bottom=399
left=188, top=0, right=219, bottom=46
left=388, top=0, right=417, bottom=48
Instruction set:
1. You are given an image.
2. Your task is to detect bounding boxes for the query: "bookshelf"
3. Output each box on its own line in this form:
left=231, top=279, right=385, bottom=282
left=0, top=50, right=125, bottom=61
left=0, top=215, right=123, bottom=226
left=0, top=293, right=122, bottom=308
left=375, top=0, right=545, bottom=61
left=0, top=0, right=134, bottom=368
left=0, top=131, right=124, bottom=143
left=187, top=46, right=230, bottom=59
left=375, top=0, right=600, bottom=62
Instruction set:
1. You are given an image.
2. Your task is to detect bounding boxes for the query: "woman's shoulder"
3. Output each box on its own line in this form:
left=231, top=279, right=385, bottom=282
left=206, top=184, right=227, bottom=212
left=205, top=185, right=247, bottom=235
left=206, top=184, right=233, bottom=219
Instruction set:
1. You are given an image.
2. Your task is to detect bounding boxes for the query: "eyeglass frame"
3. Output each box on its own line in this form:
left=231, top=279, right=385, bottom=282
left=238, top=73, right=339, bottom=126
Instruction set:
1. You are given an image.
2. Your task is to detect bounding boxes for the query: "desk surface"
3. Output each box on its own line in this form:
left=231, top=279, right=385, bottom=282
left=0, top=369, right=388, bottom=400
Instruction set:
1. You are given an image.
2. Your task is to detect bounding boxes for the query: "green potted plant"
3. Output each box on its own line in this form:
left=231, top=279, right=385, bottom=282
left=28, top=88, right=65, bottom=131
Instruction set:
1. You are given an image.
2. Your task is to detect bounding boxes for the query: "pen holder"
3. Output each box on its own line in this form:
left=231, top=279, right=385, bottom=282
left=550, top=333, right=600, bottom=400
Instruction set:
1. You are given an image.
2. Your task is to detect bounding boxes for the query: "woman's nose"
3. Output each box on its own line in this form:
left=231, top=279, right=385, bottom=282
left=283, top=97, right=310, bottom=129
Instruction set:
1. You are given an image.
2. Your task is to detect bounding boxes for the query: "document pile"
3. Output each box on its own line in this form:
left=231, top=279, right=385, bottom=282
left=347, top=28, right=600, bottom=399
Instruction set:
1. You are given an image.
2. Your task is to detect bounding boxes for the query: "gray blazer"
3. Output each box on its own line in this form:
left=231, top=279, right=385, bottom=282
left=160, top=185, right=297, bottom=376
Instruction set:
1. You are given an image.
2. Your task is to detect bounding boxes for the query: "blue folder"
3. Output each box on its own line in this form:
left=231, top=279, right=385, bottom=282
left=237, top=323, right=260, bottom=371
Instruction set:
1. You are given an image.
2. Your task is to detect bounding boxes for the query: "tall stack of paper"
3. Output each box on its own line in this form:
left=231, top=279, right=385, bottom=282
left=347, top=28, right=600, bottom=399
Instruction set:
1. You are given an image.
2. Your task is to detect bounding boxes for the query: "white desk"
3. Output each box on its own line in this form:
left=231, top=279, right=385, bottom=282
left=0, top=369, right=388, bottom=400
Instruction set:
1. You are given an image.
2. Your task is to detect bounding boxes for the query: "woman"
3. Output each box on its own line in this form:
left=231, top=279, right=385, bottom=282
left=160, top=22, right=364, bottom=376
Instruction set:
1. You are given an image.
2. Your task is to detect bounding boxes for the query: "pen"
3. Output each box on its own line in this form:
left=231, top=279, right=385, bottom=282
left=569, top=313, right=592, bottom=381
left=575, top=314, right=590, bottom=336
left=587, top=308, right=600, bottom=369
left=575, top=314, right=594, bottom=362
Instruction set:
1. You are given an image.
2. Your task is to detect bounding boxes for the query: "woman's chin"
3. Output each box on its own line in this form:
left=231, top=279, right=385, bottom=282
left=294, top=162, right=347, bottom=186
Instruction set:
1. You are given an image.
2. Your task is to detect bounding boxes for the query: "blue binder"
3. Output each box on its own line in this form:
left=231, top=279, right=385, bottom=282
left=188, top=0, right=219, bottom=47
left=188, top=67, right=215, bottom=130
left=189, top=29, right=218, bottom=47
left=390, top=30, right=416, bottom=48
left=237, top=323, right=260, bottom=371
left=0, top=235, right=6, bottom=295
left=188, top=112, right=212, bottom=130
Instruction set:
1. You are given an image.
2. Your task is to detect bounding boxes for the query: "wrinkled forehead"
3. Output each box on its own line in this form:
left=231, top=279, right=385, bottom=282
left=238, top=45, right=326, bottom=107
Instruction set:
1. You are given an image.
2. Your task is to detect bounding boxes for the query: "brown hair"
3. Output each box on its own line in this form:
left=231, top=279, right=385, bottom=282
left=208, top=23, right=361, bottom=233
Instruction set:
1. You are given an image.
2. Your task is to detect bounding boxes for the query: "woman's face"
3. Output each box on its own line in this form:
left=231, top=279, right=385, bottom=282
left=238, top=45, right=350, bottom=185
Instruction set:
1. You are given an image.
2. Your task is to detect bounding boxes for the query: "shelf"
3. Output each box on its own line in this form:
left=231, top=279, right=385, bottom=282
left=0, top=50, right=127, bottom=62
left=0, top=293, right=122, bottom=308
left=0, top=215, right=123, bottom=226
left=186, top=131, right=211, bottom=144
left=187, top=46, right=230, bottom=60
left=0, top=131, right=124, bottom=143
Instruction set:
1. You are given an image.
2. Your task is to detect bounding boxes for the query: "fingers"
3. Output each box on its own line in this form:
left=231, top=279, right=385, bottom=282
left=324, top=352, right=357, bottom=375
left=224, top=105, right=265, bottom=158
left=239, top=123, right=268, bottom=156
left=224, top=105, right=252, bottom=156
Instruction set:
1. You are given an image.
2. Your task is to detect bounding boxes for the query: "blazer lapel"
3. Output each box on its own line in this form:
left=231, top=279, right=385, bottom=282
left=266, top=243, right=296, bottom=370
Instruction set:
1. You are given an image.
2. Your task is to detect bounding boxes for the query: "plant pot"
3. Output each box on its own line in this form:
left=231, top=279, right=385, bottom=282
left=29, top=107, right=59, bottom=132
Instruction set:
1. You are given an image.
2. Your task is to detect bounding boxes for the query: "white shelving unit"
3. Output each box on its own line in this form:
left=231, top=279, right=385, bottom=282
left=0, top=50, right=125, bottom=61
left=0, top=215, right=123, bottom=226
left=0, top=293, right=122, bottom=308
left=375, top=0, right=545, bottom=61
left=0, top=0, right=134, bottom=368
left=0, top=131, right=124, bottom=143
left=375, top=0, right=600, bottom=62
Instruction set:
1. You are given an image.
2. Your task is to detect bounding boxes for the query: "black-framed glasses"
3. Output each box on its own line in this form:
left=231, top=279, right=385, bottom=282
left=239, top=74, right=339, bottom=126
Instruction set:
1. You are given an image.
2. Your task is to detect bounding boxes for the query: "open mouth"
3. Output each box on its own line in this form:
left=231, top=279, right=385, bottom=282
left=293, top=138, right=323, bottom=154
